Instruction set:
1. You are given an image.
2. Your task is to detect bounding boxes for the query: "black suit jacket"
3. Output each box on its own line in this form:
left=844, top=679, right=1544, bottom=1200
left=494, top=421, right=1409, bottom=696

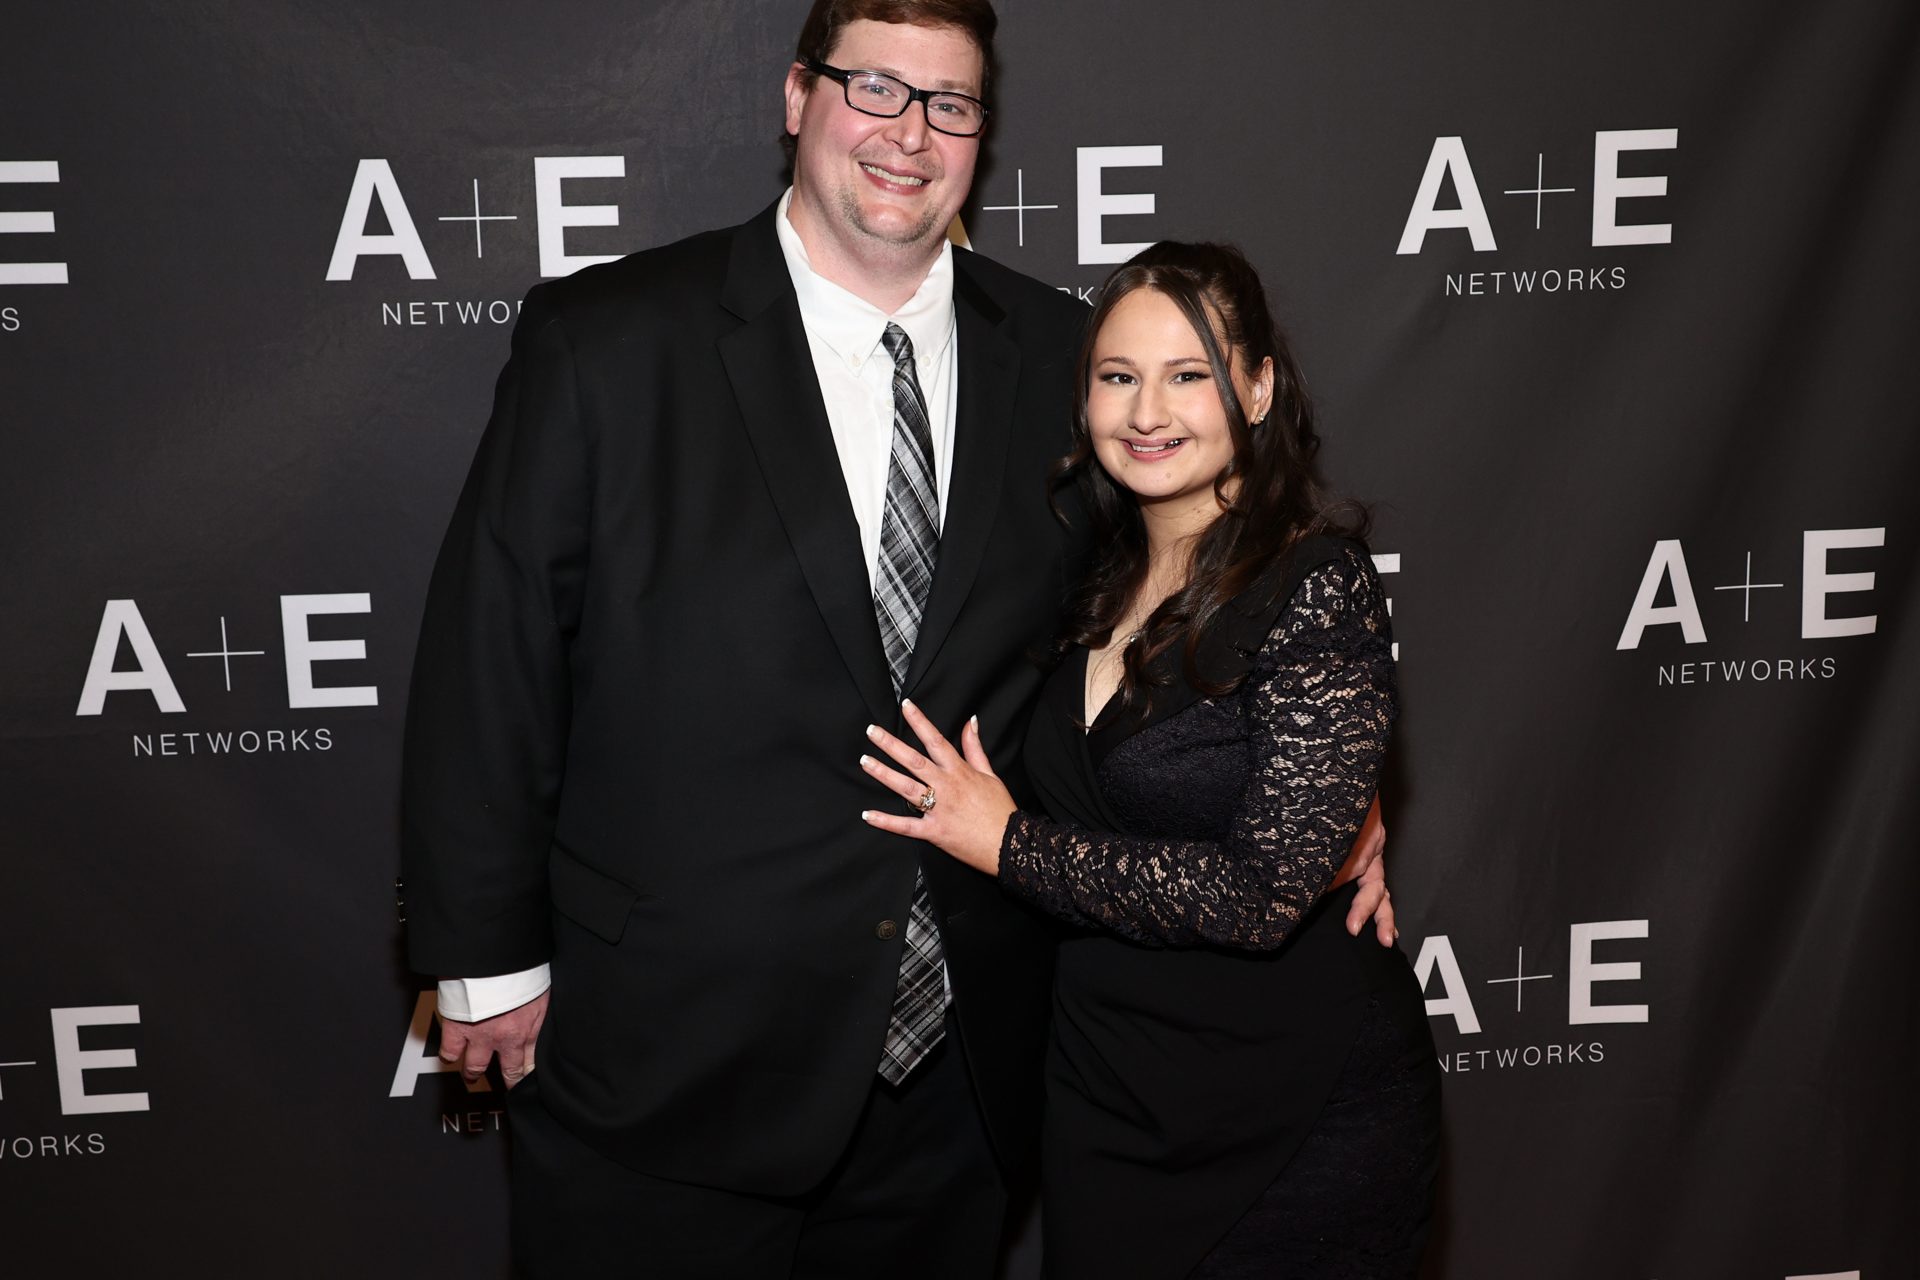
left=400, top=199, right=1088, bottom=1195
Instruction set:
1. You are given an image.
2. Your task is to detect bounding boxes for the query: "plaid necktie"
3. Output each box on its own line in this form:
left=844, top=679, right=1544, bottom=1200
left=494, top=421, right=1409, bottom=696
left=874, top=322, right=950, bottom=1084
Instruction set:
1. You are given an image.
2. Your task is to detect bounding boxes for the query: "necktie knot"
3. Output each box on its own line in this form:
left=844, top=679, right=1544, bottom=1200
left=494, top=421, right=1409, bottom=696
left=881, top=322, right=915, bottom=369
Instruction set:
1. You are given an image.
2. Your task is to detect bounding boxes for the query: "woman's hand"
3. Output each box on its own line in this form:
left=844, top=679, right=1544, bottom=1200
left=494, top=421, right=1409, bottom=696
left=860, top=699, right=1016, bottom=876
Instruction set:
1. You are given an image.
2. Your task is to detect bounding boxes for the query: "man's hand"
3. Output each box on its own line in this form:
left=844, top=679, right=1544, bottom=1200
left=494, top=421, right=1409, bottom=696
left=439, top=989, right=549, bottom=1088
left=1340, top=795, right=1397, bottom=946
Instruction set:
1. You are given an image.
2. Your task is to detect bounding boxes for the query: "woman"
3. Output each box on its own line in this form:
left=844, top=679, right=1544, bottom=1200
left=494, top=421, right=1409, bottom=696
left=861, top=241, right=1440, bottom=1278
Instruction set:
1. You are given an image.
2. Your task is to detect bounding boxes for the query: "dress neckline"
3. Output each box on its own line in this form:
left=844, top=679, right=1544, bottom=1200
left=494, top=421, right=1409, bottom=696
left=1064, top=535, right=1360, bottom=764
left=1080, top=644, right=1123, bottom=734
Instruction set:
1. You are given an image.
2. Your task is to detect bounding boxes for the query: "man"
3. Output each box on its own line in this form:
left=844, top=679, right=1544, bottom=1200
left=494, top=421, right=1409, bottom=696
left=400, top=2, right=1393, bottom=1275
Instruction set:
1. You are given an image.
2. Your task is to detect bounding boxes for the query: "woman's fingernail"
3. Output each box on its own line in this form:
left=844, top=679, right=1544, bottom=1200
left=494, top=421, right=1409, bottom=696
left=865, top=724, right=878, bottom=738
left=860, top=810, right=873, bottom=822
left=969, top=714, right=979, bottom=731
left=859, top=754, right=872, bottom=768
left=902, top=698, right=916, bottom=713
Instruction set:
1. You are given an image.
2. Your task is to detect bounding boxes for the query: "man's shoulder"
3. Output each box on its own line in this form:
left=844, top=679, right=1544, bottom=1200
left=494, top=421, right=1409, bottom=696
left=953, top=246, right=1089, bottom=335
left=521, top=220, right=742, bottom=333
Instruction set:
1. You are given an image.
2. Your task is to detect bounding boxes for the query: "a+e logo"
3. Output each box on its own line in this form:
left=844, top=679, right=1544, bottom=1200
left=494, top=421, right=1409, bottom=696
left=1397, top=129, right=1679, bottom=254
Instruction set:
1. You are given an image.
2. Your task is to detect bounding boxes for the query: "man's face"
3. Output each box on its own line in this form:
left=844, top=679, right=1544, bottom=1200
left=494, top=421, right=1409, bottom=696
left=784, top=19, right=984, bottom=265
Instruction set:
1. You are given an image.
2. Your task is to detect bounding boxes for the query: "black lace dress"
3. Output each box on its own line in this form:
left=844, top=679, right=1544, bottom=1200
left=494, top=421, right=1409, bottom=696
left=999, top=537, right=1441, bottom=1279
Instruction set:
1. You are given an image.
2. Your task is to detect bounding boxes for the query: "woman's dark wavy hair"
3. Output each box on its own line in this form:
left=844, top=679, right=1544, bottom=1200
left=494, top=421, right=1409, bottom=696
left=1050, top=240, right=1368, bottom=714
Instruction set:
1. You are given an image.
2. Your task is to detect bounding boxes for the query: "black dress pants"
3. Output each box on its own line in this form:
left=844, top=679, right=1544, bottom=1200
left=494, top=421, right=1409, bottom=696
left=507, top=1020, right=1005, bottom=1279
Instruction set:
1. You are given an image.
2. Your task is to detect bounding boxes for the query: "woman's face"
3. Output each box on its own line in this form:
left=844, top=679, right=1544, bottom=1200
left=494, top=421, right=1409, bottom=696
left=1086, top=288, right=1273, bottom=526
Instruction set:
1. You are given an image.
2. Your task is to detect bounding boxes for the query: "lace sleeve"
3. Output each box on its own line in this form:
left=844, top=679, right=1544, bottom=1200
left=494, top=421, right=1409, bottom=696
left=999, top=549, right=1395, bottom=950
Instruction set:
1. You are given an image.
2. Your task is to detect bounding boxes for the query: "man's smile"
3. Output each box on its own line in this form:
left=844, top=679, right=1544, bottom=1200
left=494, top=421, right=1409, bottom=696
left=860, top=161, right=931, bottom=189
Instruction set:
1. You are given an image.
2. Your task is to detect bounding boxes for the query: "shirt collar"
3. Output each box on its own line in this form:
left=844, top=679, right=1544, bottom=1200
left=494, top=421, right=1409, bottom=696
left=775, top=187, right=956, bottom=371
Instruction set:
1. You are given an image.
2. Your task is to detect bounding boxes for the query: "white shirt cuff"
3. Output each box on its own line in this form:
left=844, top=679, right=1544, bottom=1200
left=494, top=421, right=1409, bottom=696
left=437, top=965, right=552, bottom=1022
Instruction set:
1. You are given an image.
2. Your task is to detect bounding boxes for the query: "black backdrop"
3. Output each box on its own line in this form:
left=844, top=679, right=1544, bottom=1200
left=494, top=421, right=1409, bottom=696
left=3, top=2, right=1915, bottom=1276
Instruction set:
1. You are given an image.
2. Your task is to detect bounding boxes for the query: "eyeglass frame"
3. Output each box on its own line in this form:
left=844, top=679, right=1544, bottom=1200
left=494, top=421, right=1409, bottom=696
left=802, top=58, right=990, bottom=137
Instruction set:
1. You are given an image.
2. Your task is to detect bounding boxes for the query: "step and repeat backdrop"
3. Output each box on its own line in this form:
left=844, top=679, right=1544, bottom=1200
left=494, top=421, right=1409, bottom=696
left=3, top=1, right=1914, bottom=1275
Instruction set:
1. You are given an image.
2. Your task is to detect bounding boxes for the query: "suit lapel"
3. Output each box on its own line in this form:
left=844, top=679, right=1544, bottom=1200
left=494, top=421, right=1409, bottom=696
left=902, top=259, right=1020, bottom=694
left=718, top=204, right=895, bottom=725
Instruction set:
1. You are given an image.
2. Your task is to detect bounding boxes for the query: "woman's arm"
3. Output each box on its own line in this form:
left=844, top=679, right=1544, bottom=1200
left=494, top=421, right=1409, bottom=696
left=999, top=549, right=1396, bottom=949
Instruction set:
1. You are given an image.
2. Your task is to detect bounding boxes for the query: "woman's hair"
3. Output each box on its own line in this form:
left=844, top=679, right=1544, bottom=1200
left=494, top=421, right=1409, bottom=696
left=1051, top=240, right=1368, bottom=713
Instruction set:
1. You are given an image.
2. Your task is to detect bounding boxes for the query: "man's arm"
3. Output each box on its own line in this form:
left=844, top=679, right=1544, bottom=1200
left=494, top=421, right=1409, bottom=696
left=438, top=968, right=552, bottom=1022
left=401, top=283, right=590, bottom=1002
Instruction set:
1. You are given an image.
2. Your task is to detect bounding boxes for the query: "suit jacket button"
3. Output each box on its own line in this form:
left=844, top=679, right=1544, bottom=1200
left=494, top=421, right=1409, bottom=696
left=875, top=920, right=898, bottom=940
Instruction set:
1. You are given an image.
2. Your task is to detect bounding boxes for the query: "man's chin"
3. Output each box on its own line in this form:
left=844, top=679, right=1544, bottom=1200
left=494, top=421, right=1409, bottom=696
left=872, top=229, right=942, bottom=254
left=840, top=199, right=947, bottom=253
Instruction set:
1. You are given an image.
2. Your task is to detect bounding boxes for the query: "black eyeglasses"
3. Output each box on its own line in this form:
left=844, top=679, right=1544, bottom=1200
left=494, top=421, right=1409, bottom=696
left=805, top=59, right=989, bottom=137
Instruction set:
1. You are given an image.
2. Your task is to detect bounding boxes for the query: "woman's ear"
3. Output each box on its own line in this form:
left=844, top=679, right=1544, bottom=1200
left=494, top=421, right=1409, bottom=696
left=1248, top=356, right=1275, bottom=424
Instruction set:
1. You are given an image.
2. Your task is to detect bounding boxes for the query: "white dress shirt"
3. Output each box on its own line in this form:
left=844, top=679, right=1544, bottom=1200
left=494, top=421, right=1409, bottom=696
left=438, top=189, right=959, bottom=1022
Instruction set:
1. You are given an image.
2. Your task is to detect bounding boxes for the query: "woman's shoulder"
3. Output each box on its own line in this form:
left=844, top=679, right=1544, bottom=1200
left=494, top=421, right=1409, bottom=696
left=1230, top=535, right=1374, bottom=625
left=1217, top=537, right=1388, bottom=672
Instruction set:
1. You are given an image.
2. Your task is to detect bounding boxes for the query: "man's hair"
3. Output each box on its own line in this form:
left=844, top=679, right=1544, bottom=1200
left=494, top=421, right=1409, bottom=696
left=782, top=0, right=998, bottom=162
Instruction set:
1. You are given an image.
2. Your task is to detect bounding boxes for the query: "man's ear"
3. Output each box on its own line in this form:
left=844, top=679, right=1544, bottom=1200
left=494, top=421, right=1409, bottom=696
left=783, top=63, right=811, bottom=140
